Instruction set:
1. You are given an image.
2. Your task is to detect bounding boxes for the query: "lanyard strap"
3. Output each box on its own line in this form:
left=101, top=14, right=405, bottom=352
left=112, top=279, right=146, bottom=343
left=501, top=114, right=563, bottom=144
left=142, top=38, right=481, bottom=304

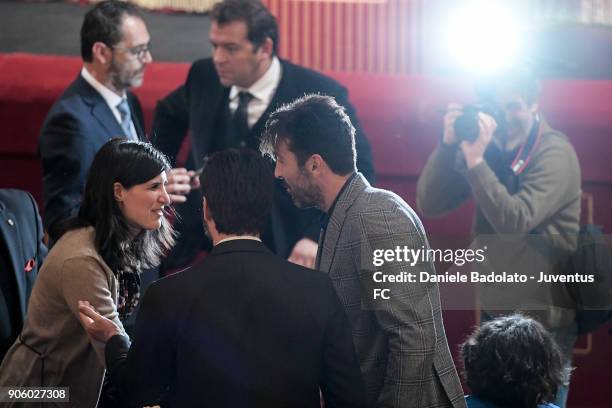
left=510, top=115, right=542, bottom=175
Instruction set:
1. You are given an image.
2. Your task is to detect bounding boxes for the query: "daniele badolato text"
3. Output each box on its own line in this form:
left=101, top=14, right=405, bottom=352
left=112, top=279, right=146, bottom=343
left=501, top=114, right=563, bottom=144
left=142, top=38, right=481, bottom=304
left=368, top=245, right=594, bottom=301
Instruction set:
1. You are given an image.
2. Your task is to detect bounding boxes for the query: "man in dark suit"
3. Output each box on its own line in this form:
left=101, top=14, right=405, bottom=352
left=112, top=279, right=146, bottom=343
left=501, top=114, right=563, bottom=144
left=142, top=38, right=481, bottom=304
left=0, top=189, right=47, bottom=360
left=39, top=0, right=195, bottom=243
left=78, top=149, right=367, bottom=408
left=152, top=0, right=375, bottom=271
left=261, top=95, right=466, bottom=408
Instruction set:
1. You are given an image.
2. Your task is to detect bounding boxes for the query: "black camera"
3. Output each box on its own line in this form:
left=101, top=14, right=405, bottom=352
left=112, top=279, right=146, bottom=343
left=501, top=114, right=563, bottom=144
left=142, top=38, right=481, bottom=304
left=453, top=104, right=505, bottom=143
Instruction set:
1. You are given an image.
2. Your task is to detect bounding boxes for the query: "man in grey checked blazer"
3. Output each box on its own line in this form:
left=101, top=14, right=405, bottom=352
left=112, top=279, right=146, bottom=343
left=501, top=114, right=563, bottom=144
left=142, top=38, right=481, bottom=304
left=261, top=94, right=466, bottom=408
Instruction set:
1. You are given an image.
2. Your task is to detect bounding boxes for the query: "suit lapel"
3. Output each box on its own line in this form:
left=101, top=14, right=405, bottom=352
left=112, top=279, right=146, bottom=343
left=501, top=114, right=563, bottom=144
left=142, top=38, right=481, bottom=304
left=0, top=204, right=27, bottom=317
left=133, top=116, right=144, bottom=140
left=249, top=60, right=295, bottom=141
left=91, top=101, right=124, bottom=138
left=191, top=87, right=231, bottom=168
left=77, top=75, right=129, bottom=139
left=314, top=228, right=325, bottom=271
left=250, top=90, right=281, bottom=139
left=317, top=174, right=366, bottom=273
left=127, top=93, right=145, bottom=140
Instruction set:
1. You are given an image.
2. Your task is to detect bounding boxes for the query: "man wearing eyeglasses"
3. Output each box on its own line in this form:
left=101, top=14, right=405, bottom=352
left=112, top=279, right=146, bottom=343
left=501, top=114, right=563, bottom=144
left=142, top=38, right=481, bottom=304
left=39, top=0, right=196, bottom=244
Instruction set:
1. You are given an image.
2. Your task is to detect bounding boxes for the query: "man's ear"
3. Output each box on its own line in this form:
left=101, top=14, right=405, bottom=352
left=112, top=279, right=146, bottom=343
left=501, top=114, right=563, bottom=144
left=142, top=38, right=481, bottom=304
left=92, top=41, right=112, bottom=66
left=257, top=37, right=274, bottom=60
left=113, top=182, right=125, bottom=203
left=203, top=197, right=212, bottom=223
left=308, top=154, right=324, bottom=175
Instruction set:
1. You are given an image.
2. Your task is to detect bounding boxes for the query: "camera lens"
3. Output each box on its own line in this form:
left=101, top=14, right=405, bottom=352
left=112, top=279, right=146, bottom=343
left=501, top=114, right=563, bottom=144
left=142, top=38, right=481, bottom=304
left=454, top=107, right=480, bottom=143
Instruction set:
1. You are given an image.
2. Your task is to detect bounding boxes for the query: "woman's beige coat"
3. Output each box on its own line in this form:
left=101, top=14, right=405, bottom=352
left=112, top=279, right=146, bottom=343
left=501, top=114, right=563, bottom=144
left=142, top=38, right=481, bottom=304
left=0, top=227, right=125, bottom=407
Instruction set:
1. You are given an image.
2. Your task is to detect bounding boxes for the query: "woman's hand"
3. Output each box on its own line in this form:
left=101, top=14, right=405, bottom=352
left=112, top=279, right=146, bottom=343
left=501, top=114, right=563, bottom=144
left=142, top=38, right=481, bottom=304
left=78, top=300, right=120, bottom=342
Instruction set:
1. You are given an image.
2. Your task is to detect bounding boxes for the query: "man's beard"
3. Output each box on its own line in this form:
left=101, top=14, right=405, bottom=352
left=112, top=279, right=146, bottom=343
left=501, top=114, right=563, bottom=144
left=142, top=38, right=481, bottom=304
left=287, top=177, right=323, bottom=210
left=109, top=59, right=143, bottom=91
left=503, top=119, right=532, bottom=149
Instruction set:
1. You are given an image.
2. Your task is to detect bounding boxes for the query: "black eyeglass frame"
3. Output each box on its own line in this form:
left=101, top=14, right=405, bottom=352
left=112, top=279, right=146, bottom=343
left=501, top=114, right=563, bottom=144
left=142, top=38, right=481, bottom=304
left=110, top=42, right=152, bottom=61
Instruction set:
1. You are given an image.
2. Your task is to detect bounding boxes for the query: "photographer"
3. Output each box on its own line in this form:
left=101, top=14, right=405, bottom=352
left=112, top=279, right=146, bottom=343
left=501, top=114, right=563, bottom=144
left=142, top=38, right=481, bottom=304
left=416, top=69, right=581, bottom=408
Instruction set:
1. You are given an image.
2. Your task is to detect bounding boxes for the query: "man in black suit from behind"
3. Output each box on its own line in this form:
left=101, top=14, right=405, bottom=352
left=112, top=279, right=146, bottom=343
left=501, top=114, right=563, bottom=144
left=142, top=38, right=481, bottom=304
left=152, top=0, right=375, bottom=271
left=78, top=148, right=367, bottom=408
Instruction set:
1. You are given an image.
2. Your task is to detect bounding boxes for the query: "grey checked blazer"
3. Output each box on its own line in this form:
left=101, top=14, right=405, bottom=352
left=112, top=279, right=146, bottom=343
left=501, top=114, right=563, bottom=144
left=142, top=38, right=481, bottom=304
left=316, top=174, right=466, bottom=408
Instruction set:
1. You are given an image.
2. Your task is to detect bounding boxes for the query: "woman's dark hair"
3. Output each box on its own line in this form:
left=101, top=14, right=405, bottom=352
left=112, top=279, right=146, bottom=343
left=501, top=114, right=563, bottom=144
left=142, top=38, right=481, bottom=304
left=63, top=138, right=175, bottom=316
left=461, top=314, right=565, bottom=408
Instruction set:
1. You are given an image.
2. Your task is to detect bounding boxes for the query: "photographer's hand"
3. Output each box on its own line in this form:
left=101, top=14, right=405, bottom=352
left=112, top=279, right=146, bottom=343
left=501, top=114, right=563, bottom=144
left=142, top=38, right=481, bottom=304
left=460, top=112, right=497, bottom=169
left=442, top=103, right=463, bottom=145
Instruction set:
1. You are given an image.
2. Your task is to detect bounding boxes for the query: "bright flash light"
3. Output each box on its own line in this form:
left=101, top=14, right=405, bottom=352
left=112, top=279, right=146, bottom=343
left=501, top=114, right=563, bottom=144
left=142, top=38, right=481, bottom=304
left=445, top=2, right=522, bottom=74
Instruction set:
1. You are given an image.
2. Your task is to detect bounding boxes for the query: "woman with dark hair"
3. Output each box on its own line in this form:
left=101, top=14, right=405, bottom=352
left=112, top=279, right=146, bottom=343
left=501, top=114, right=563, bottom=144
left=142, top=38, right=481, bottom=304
left=461, top=314, right=566, bottom=408
left=0, top=138, right=175, bottom=407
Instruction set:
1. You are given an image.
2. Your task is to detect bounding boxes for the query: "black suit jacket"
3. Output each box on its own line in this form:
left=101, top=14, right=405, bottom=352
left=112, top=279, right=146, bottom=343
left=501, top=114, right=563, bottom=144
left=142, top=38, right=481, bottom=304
left=0, top=189, right=47, bottom=359
left=38, top=74, right=145, bottom=241
left=105, top=239, right=366, bottom=408
left=152, top=59, right=375, bottom=262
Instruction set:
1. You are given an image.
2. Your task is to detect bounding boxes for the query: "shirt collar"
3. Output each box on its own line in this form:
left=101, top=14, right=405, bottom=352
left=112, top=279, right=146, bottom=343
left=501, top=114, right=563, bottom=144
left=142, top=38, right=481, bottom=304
left=320, top=172, right=357, bottom=231
left=216, top=235, right=262, bottom=246
left=81, top=66, right=126, bottom=108
left=229, top=56, right=281, bottom=103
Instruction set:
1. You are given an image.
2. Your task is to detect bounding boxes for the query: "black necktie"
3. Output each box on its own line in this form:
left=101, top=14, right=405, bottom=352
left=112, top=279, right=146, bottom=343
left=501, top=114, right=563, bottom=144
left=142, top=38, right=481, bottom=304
left=233, top=91, right=254, bottom=147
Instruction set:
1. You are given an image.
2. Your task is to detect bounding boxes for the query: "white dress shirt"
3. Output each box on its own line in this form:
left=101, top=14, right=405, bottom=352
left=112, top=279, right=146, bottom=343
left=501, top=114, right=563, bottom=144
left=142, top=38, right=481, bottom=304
left=228, top=56, right=282, bottom=128
left=81, top=67, right=137, bottom=139
left=216, top=235, right=262, bottom=246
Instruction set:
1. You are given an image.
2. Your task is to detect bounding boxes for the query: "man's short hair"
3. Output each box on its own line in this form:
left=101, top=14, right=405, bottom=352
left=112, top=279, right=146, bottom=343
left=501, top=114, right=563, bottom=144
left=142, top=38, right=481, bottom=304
left=81, top=0, right=143, bottom=62
left=261, top=94, right=357, bottom=176
left=200, top=148, right=274, bottom=236
left=476, top=68, right=541, bottom=106
left=461, top=314, right=565, bottom=408
left=210, top=0, right=278, bottom=55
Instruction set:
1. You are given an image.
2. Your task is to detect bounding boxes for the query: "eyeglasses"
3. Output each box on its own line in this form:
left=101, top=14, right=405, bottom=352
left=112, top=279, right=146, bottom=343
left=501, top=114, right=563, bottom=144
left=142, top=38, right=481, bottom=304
left=111, top=42, right=152, bottom=61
